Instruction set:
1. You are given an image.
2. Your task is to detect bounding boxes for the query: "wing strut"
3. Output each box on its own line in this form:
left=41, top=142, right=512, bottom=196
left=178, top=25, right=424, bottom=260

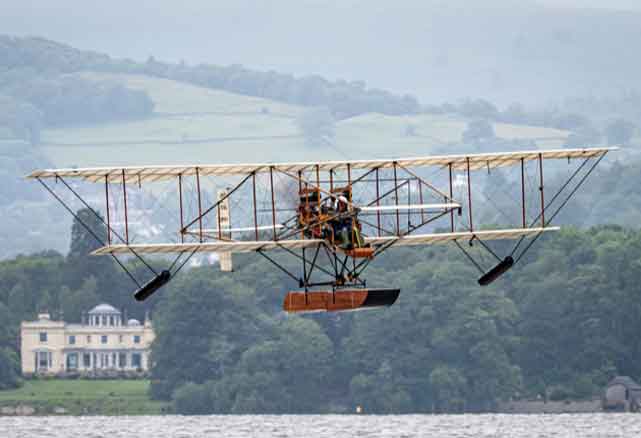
left=36, top=177, right=144, bottom=289
left=470, top=151, right=608, bottom=285
left=36, top=175, right=200, bottom=301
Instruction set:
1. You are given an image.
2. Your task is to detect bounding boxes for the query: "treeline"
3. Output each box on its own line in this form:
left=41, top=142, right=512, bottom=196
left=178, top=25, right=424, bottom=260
left=0, top=48, right=154, bottom=145
left=2, top=213, right=641, bottom=412
left=3, top=35, right=638, bottom=147
left=0, top=35, right=420, bottom=123
left=151, top=225, right=641, bottom=413
left=140, top=59, right=420, bottom=119
left=428, top=97, right=640, bottom=149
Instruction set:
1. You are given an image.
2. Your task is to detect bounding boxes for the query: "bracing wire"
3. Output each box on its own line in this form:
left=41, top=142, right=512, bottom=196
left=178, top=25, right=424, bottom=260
left=54, top=176, right=159, bottom=276
left=37, top=178, right=142, bottom=288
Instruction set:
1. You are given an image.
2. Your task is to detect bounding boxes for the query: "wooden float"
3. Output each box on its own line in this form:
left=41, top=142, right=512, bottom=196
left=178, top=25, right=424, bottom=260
left=283, top=288, right=400, bottom=313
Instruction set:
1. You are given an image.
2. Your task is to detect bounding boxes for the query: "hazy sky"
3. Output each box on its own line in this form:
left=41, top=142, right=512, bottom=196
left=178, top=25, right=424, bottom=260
left=538, top=0, right=641, bottom=9
left=2, top=1, right=640, bottom=105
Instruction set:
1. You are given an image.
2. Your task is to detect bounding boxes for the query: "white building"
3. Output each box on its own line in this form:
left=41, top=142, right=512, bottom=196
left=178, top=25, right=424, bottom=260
left=20, top=303, right=155, bottom=376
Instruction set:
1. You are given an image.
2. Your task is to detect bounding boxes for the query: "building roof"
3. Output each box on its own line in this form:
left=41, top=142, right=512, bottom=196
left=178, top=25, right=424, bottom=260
left=88, top=303, right=121, bottom=314
left=608, top=376, right=641, bottom=391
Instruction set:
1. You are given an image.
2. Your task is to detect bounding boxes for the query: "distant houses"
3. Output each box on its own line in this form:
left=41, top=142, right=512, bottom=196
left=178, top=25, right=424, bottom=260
left=20, top=304, right=154, bottom=377
left=603, top=376, right=641, bottom=412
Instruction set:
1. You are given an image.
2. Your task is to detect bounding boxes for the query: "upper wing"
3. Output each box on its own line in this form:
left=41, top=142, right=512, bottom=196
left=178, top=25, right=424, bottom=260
left=91, top=227, right=558, bottom=255
left=27, top=147, right=615, bottom=183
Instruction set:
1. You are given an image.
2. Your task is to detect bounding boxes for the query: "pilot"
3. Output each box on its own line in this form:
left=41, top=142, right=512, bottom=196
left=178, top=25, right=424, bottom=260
left=335, top=195, right=353, bottom=248
left=337, top=195, right=350, bottom=212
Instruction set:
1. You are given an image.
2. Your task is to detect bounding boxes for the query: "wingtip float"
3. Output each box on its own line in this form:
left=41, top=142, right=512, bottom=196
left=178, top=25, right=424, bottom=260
left=478, top=256, right=514, bottom=286
left=134, top=270, right=171, bottom=301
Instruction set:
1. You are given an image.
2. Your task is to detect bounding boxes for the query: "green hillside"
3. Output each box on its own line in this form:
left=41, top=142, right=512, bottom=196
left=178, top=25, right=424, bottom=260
left=39, top=73, right=570, bottom=168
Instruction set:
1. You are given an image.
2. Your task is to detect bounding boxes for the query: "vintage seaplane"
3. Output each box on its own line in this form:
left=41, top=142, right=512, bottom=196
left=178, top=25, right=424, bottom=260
left=28, top=147, right=614, bottom=313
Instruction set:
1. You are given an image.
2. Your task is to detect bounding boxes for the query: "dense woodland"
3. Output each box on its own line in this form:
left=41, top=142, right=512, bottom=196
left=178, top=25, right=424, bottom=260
left=1, top=210, right=640, bottom=412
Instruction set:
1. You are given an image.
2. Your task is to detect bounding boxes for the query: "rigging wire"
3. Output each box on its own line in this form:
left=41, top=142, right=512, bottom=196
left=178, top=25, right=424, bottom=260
left=53, top=175, right=159, bottom=276
left=510, top=155, right=593, bottom=258
left=36, top=178, right=142, bottom=288
left=513, top=152, right=606, bottom=265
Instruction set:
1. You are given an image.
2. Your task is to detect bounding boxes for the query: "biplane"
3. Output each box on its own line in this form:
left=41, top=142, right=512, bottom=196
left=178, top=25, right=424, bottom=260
left=28, top=147, right=615, bottom=313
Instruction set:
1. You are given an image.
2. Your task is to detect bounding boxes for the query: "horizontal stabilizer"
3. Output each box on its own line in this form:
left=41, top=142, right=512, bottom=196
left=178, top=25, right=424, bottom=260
left=478, top=256, right=514, bottom=286
left=134, top=270, right=171, bottom=301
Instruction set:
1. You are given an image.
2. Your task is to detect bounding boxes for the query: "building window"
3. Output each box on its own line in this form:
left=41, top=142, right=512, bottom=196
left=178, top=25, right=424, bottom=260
left=87, top=335, right=92, bottom=343
left=39, top=332, right=47, bottom=342
left=37, top=351, right=51, bottom=370
left=119, top=353, right=127, bottom=368
left=101, top=335, right=108, bottom=344
left=83, top=353, right=91, bottom=368
left=66, top=353, right=78, bottom=370
left=134, top=335, right=141, bottom=344
left=132, top=353, right=142, bottom=369
left=110, top=315, right=115, bottom=326
left=69, top=335, right=76, bottom=345
left=119, top=335, right=123, bottom=343
left=101, top=315, right=107, bottom=326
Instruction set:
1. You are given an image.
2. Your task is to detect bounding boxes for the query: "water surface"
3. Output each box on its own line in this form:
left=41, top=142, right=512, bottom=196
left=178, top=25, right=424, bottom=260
left=1, top=413, right=638, bottom=438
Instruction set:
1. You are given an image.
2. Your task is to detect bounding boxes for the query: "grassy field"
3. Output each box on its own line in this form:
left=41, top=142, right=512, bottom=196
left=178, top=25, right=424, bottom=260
left=0, top=380, right=168, bottom=415
left=38, top=73, right=570, bottom=168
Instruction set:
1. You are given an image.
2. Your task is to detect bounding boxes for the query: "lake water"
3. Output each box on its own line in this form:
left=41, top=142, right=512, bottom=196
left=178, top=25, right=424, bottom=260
left=1, top=414, right=639, bottom=437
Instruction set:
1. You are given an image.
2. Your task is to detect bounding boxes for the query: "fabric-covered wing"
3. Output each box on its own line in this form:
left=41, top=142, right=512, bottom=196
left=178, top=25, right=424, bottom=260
left=91, top=239, right=324, bottom=255
left=91, top=227, right=558, bottom=255
left=365, top=227, right=559, bottom=246
left=27, top=147, right=615, bottom=183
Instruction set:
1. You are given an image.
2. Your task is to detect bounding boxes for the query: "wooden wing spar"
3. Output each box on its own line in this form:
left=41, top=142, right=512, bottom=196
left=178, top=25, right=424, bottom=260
left=29, top=147, right=615, bottom=313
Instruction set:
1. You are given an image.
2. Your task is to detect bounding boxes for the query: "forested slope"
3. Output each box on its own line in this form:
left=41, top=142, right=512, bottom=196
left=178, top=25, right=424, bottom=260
left=1, top=217, right=640, bottom=413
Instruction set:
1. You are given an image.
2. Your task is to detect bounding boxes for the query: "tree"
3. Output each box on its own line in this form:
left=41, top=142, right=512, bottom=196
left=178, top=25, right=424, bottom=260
left=59, top=278, right=100, bottom=322
left=429, top=365, right=467, bottom=412
left=173, top=382, right=213, bottom=415
left=462, top=119, right=495, bottom=143
left=0, top=347, right=21, bottom=390
left=458, top=99, right=499, bottom=120
left=295, top=107, right=335, bottom=147
left=64, top=208, right=116, bottom=290
left=150, top=271, right=272, bottom=400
